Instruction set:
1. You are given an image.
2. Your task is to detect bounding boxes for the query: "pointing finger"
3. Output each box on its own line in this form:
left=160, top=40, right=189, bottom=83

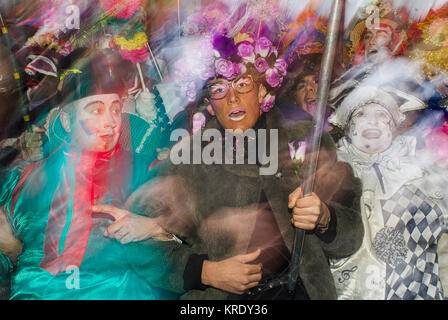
left=92, top=204, right=128, bottom=221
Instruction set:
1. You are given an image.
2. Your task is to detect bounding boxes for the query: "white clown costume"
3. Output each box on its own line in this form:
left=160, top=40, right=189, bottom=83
left=329, top=86, right=448, bottom=300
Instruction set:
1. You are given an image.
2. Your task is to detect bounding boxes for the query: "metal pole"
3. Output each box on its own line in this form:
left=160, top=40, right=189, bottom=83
left=287, top=0, right=345, bottom=292
left=146, top=41, right=164, bottom=82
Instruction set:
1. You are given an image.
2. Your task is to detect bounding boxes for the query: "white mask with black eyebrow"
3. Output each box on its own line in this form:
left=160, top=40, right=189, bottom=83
left=348, top=103, right=395, bottom=154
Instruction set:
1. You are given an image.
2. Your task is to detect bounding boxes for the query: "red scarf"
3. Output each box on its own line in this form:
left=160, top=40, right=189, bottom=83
left=39, top=145, right=122, bottom=275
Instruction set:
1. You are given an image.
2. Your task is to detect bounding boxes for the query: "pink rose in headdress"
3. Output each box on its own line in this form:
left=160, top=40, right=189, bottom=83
left=265, top=68, right=283, bottom=88
left=232, top=63, right=246, bottom=77
left=260, top=93, right=275, bottom=112
left=237, top=42, right=255, bottom=62
left=274, top=59, right=287, bottom=76
left=254, top=57, right=269, bottom=73
left=215, top=58, right=234, bottom=79
left=255, top=37, right=272, bottom=58
left=118, top=47, right=149, bottom=63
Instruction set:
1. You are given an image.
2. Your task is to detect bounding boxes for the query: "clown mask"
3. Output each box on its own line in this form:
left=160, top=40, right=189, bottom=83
left=348, top=103, right=395, bottom=154
left=61, top=94, right=122, bottom=153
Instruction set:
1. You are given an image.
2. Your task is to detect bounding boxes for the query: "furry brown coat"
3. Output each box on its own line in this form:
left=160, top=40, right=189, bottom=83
left=125, top=108, right=364, bottom=300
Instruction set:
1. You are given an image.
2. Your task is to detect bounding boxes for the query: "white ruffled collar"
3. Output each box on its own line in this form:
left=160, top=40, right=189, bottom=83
left=338, top=135, right=424, bottom=198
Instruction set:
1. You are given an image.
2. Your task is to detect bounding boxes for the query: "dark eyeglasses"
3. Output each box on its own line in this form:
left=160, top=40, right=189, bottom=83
left=206, top=75, right=255, bottom=100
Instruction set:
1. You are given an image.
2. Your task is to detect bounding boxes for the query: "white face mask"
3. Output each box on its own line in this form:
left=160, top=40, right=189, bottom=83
left=348, top=103, right=395, bottom=154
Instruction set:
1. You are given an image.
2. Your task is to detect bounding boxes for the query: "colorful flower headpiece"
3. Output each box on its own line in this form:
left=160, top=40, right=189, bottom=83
left=173, top=32, right=287, bottom=112
left=97, top=0, right=149, bottom=64
left=348, top=0, right=408, bottom=64
left=113, top=31, right=149, bottom=63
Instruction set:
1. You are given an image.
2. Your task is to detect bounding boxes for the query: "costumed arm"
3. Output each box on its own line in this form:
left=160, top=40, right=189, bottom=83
left=122, top=158, right=263, bottom=295
left=124, top=237, right=204, bottom=294
left=121, top=159, right=205, bottom=294
left=123, top=189, right=263, bottom=295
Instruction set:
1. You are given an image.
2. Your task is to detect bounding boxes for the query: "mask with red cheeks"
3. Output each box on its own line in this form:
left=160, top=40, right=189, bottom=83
left=64, top=94, right=123, bottom=153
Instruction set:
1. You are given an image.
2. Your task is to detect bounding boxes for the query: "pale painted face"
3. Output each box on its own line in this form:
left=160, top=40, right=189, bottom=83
left=348, top=103, right=395, bottom=154
left=66, top=94, right=122, bottom=152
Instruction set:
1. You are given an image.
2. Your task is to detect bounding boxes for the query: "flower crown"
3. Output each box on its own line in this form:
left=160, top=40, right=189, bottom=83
left=173, top=32, right=287, bottom=112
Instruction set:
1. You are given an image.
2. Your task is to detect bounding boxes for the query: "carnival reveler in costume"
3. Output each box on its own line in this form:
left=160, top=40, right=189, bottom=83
left=277, top=14, right=327, bottom=126
left=329, top=0, right=412, bottom=109
left=0, top=0, right=171, bottom=167
left=116, top=4, right=364, bottom=299
left=277, top=14, right=344, bottom=142
left=328, top=84, right=448, bottom=300
left=0, top=2, right=85, bottom=165
left=2, top=0, right=448, bottom=302
left=0, top=52, right=173, bottom=299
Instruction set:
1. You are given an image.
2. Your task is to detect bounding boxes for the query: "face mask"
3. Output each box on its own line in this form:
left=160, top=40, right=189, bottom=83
left=348, top=103, right=395, bottom=154
left=69, top=94, right=123, bottom=153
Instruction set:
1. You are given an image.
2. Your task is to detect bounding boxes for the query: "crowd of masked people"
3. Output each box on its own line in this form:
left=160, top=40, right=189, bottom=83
left=0, top=0, right=448, bottom=300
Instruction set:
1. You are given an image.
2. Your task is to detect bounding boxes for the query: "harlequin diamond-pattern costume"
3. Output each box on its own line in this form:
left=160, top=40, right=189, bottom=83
left=379, top=185, right=445, bottom=299
left=330, top=136, right=448, bottom=300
